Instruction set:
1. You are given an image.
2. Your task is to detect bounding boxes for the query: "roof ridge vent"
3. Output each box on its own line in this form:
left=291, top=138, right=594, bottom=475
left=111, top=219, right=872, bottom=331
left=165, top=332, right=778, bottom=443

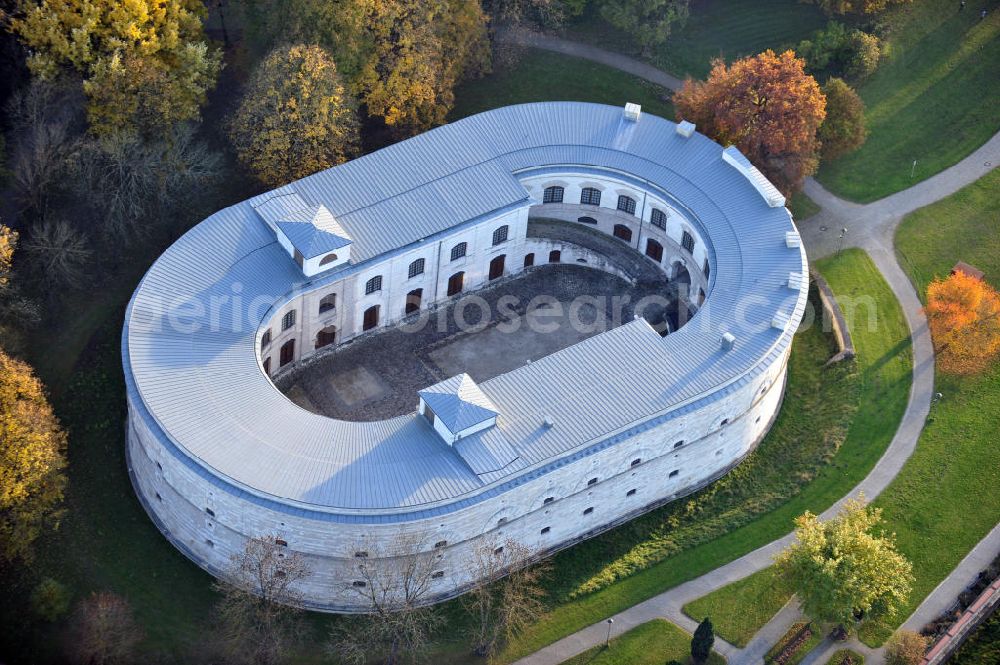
left=772, top=310, right=791, bottom=330
left=721, top=332, right=736, bottom=352
left=787, top=271, right=805, bottom=290
left=623, top=102, right=641, bottom=122
left=785, top=231, right=801, bottom=248
left=676, top=120, right=696, bottom=138
left=722, top=146, right=786, bottom=208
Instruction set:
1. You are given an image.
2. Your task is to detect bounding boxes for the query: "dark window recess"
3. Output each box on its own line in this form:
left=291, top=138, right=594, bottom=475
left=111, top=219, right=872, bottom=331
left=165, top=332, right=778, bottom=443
left=492, top=225, right=509, bottom=246
left=540, top=526, right=551, bottom=534
left=319, top=253, right=338, bottom=266
left=523, top=253, right=535, bottom=268
left=650, top=208, right=667, bottom=230
left=583, top=507, right=594, bottom=515
left=315, top=326, right=336, bottom=349
left=205, top=539, right=214, bottom=547
left=703, top=259, right=711, bottom=279
left=293, top=248, right=304, bottom=268
left=673, top=440, right=685, bottom=449
left=355, top=551, right=369, bottom=558
left=447, top=271, right=464, bottom=296
left=497, top=517, right=508, bottom=526
left=494, top=546, right=504, bottom=556
left=543, top=497, right=554, bottom=505
left=630, top=458, right=642, bottom=467
left=580, top=187, right=601, bottom=206
left=156, top=462, right=162, bottom=471
left=365, top=275, right=382, bottom=294
left=669, top=470, right=679, bottom=478
left=275, top=570, right=286, bottom=579
left=205, top=508, right=215, bottom=517
left=450, top=242, right=467, bottom=261
left=276, top=539, right=288, bottom=547
left=587, top=477, right=598, bottom=486
left=319, top=293, right=336, bottom=314
left=352, top=580, right=367, bottom=587
left=548, top=250, right=561, bottom=263
left=617, top=195, right=636, bottom=215
left=577, top=216, right=598, bottom=225
left=363, top=305, right=380, bottom=331
left=263, top=357, right=271, bottom=374
left=682, top=231, right=695, bottom=253
left=720, top=418, right=729, bottom=426
left=408, top=258, right=425, bottom=278
left=543, top=186, right=564, bottom=203
left=626, top=489, right=637, bottom=497
left=489, top=255, right=505, bottom=280
left=281, top=310, right=295, bottom=331
left=279, top=339, right=295, bottom=366
left=155, top=492, right=162, bottom=501
left=405, top=289, right=422, bottom=314
left=434, top=540, right=448, bottom=549
left=260, top=329, right=271, bottom=349
left=431, top=571, right=445, bottom=579
left=646, top=239, right=663, bottom=262
left=613, top=224, right=632, bottom=242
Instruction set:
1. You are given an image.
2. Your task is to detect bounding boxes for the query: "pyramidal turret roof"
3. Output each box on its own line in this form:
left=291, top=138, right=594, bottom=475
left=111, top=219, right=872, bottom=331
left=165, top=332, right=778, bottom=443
left=274, top=204, right=352, bottom=259
left=419, top=374, right=498, bottom=432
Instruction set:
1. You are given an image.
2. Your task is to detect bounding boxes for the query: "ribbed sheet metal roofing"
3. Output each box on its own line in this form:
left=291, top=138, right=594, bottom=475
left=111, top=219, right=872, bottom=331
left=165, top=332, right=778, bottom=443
left=419, top=374, right=499, bottom=433
left=123, top=102, right=808, bottom=517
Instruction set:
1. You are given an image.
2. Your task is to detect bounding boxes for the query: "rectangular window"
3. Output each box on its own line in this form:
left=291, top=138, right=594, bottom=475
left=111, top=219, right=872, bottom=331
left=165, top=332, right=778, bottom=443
left=650, top=208, right=667, bottom=230
left=617, top=195, right=636, bottom=215
left=365, top=275, right=382, bottom=295
left=408, top=258, right=425, bottom=278
left=587, top=477, right=598, bottom=486
left=434, top=540, right=448, bottom=549
left=673, top=440, right=685, bottom=449
left=580, top=187, right=601, bottom=206
left=682, top=231, right=695, bottom=253
left=543, top=186, right=564, bottom=203
left=630, top=458, right=642, bottom=467
left=352, top=580, right=367, bottom=587
left=583, top=507, right=594, bottom=515
left=431, top=571, right=445, bottom=579
left=354, top=551, right=369, bottom=558
left=281, top=310, right=295, bottom=331
left=450, top=242, right=467, bottom=261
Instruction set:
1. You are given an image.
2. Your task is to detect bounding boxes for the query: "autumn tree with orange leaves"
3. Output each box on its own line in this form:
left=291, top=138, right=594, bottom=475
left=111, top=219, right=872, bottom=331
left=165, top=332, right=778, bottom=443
left=674, top=50, right=827, bottom=196
left=925, top=271, right=1000, bottom=374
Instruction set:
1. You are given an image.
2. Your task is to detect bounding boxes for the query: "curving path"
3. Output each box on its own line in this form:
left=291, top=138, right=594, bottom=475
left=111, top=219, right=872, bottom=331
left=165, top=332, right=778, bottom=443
left=509, top=33, right=1000, bottom=665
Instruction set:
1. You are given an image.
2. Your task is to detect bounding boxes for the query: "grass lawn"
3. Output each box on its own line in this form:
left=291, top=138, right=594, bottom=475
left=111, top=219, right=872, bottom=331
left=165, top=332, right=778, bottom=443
left=559, top=619, right=725, bottom=665
left=826, top=649, right=866, bottom=664
left=850, top=170, right=1000, bottom=646
left=496, top=250, right=910, bottom=662
left=682, top=568, right=790, bottom=648
left=672, top=249, right=913, bottom=652
left=789, top=191, right=821, bottom=222
left=450, top=48, right=673, bottom=121
left=817, top=0, right=1000, bottom=202
left=564, top=0, right=828, bottom=79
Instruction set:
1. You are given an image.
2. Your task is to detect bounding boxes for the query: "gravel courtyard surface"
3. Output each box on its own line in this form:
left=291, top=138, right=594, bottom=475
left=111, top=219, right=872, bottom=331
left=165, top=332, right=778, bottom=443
left=277, top=263, right=679, bottom=421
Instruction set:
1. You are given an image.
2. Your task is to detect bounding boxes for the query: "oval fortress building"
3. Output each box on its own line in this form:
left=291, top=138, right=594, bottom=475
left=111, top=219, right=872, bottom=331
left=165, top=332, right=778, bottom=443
left=123, top=102, right=808, bottom=610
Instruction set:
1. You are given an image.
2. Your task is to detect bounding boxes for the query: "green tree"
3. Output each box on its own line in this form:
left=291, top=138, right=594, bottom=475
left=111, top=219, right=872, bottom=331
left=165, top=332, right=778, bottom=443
left=819, top=78, right=867, bottom=160
left=12, top=0, right=221, bottom=135
left=691, top=617, right=715, bottom=664
left=0, top=346, right=68, bottom=561
left=229, top=44, right=360, bottom=187
left=775, top=497, right=913, bottom=632
left=674, top=50, right=827, bottom=195
left=598, top=0, right=689, bottom=54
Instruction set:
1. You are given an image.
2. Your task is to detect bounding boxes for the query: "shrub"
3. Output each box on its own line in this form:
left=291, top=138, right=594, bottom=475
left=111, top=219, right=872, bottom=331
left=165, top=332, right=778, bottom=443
left=30, top=577, right=71, bottom=621
left=884, top=629, right=929, bottom=665
left=846, top=30, right=881, bottom=78
left=796, top=22, right=881, bottom=80
left=819, top=78, right=867, bottom=160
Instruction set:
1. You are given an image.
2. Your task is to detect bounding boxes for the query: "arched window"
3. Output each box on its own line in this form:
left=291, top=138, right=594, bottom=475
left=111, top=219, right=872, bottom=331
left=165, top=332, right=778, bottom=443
left=281, top=310, right=296, bottom=331
left=363, top=305, right=380, bottom=330
left=645, top=239, right=663, bottom=263
left=447, top=271, right=464, bottom=296
left=650, top=208, right=667, bottom=230
left=405, top=288, right=422, bottom=314
left=492, top=225, right=509, bottom=246
left=681, top=230, right=695, bottom=253
left=260, top=329, right=271, bottom=350
left=577, top=216, right=598, bottom=225
left=408, top=258, right=425, bottom=278
left=613, top=224, right=632, bottom=242
left=580, top=187, right=601, bottom=206
left=543, top=186, right=564, bottom=203
left=548, top=249, right=561, bottom=263
left=450, top=242, right=467, bottom=261
left=318, top=293, right=336, bottom=314
left=365, top=275, right=382, bottom=295
left=279, top=339, right=295, bottom=366
left=315, top=326, right=337, bottom=349
left=617, top=195, right=636, bottom=215
left=523, top=253, right=535, bottom=268
left=318, top=253, right=338, bottom=266
left=489, top=255, right=505, bottom=280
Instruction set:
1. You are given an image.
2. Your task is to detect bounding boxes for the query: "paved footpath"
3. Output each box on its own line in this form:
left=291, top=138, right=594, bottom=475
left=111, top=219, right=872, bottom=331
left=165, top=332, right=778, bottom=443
left=510, top=34, right=1000, bottom=665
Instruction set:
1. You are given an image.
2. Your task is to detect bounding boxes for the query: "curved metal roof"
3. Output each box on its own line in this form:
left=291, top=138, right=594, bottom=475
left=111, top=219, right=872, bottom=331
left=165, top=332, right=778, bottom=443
left=123, top=102, right=808, bottom=518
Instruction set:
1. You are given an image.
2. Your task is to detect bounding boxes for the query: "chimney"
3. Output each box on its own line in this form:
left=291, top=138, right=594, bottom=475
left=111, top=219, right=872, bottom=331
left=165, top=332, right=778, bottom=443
left=676, top=120, right=696, bottom=138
